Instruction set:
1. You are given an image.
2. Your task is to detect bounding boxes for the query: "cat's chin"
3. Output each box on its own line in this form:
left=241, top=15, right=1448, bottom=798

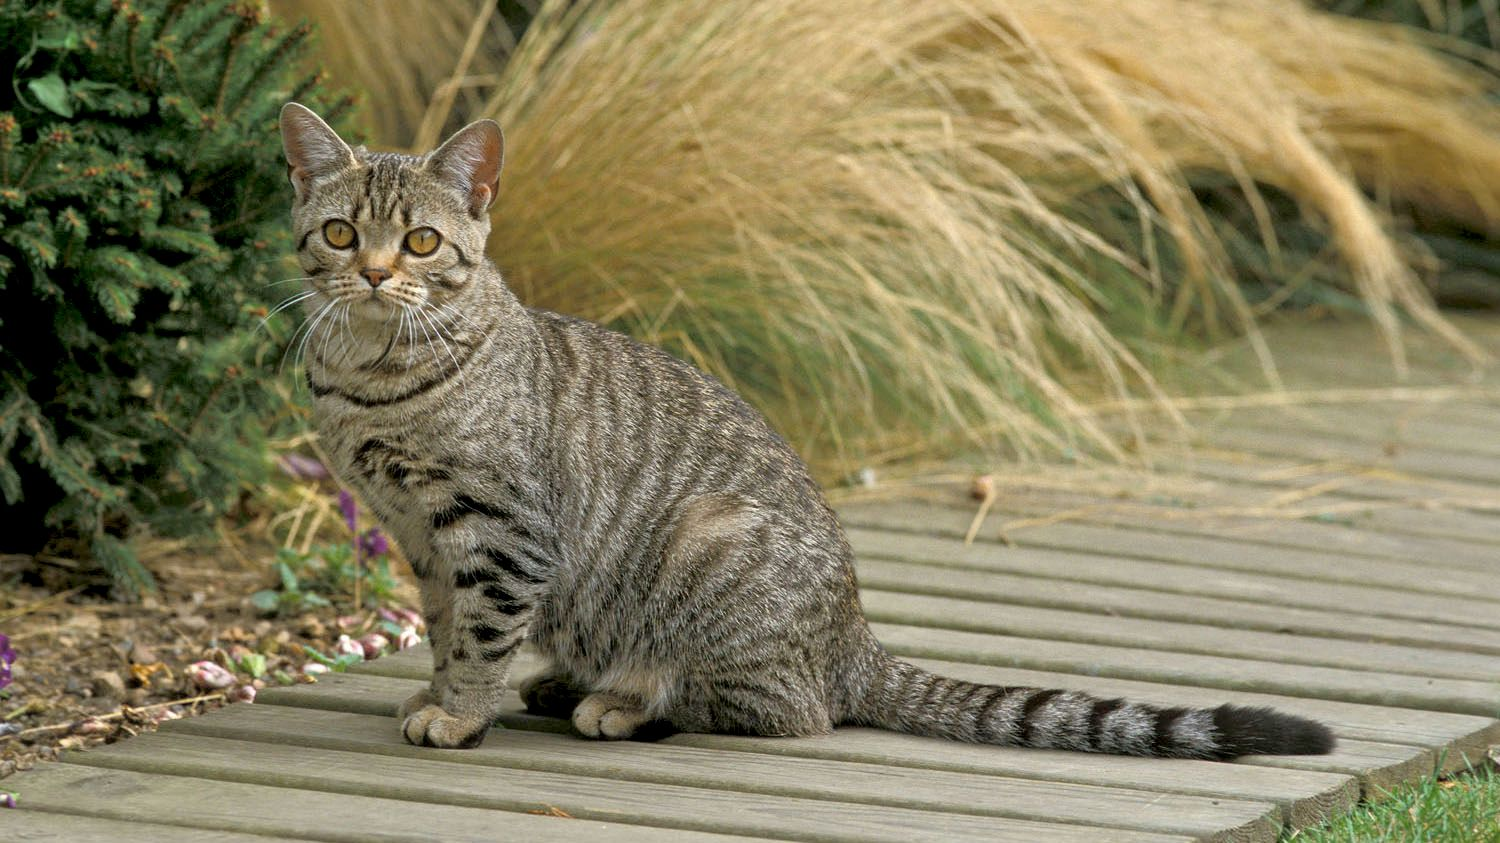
left=348, top=295, right=403, bottom=322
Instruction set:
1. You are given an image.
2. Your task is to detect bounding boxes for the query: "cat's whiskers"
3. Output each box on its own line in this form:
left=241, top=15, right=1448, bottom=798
left=317, top=300, right=352, bottom=366
left=279, top=299, right=336, bottom=374
left=261, top=275, right=320, bottom=289
left=407, top=304, right=444, bottom=376
left=336, top=301, right=358, bottom=365
left=415, top=302, right=465, bottom=383
left=257, top=289, right=320, bottom=334
left=294, top=300, right=341, bottom=372
left=432, top=301, right=483, bottom=340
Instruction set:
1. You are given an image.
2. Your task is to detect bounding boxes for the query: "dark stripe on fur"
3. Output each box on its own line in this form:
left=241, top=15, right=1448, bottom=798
left=306, top=353, right=467, bottom=407
left=1152, top=707, right=1188, bottom=756
left=454, top=567, right=500, bottom=589
left=306, top=371, right=332, bottom=397
left=471, top=623, right=503, bottom=643
left=481, top=545, right=545, bottom=584
left=479, top=639, right=521, bottom=662
left=1087, top=698, right=1126, bottom=751
left=972, top=686, right=1016, bottom=743
left=481, top=582, right=525, bottom=613
left=431, top=494, right=511, bottom=529
left=1018, top=689, right=1064, bottom=745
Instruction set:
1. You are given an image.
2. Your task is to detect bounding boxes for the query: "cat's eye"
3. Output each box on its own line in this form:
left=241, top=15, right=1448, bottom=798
left=322, top=219, right=357, bottom=249
left=404, top=227, right=441, bottom=256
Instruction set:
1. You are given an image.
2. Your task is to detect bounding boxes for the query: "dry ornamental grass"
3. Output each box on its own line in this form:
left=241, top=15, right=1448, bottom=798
left=274, top=0, right=1500, bottom=479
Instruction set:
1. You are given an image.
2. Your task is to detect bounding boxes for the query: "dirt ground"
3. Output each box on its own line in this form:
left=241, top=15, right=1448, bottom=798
left=0, top=535, right=421, bottom=793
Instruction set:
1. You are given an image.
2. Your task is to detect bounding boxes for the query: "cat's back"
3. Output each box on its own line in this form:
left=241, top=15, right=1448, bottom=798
left=525, top=306, right=835, bottom=534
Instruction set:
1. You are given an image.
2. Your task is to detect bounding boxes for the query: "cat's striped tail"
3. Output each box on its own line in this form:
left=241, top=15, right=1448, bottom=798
left=850, top=650, right=1334, bottom=759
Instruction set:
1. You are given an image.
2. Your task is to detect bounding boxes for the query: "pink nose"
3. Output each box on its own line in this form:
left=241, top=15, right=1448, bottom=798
left=361, top=267, right=392, bottom=288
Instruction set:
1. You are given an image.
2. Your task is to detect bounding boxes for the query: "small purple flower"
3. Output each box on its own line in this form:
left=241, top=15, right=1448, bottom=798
left=0, top=633, right=15, bottom=690
left=359, top=528, right=389, bottom=559
left=338, top=489, right=358, bottom=533
left=1, top=791, right=15, bottom=809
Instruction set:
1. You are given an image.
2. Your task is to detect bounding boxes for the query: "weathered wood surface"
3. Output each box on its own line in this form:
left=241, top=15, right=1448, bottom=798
left=12, top=319, right=1500, bottom=841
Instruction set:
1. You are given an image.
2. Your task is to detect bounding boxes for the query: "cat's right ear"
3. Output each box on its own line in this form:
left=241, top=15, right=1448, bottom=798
left=279, top=102, right=356, bottom=201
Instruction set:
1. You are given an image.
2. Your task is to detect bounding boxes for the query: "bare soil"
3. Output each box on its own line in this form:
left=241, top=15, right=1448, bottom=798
left=0, top=539, right=418, bottom=790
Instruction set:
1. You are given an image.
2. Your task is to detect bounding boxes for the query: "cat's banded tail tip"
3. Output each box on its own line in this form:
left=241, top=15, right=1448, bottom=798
left=1213, top=705, right=1336, bottom=757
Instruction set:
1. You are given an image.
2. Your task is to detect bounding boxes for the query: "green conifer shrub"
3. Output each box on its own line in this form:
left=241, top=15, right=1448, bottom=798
left=0, top=0, right=350, bottom=594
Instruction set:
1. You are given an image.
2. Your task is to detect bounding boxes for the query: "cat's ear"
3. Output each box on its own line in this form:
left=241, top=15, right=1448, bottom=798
left=279, top=102, right=356, bottom=200
left=427, top=119, right=504, bottom=219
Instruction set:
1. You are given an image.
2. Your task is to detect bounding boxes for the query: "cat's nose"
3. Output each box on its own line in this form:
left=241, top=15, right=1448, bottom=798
left=360, top=267, right=392, bottom=288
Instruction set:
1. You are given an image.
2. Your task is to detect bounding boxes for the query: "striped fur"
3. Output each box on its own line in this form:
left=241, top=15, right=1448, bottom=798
left=279, top=103, right=1334, bottom=758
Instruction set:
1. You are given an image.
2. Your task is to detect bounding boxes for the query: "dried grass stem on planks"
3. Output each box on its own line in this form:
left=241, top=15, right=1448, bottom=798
left=0, top=694, right=225, bottom=743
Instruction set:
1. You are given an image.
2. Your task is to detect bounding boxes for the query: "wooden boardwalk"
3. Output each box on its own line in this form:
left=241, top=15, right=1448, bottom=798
left=12, top=321, right=1500, bottom=841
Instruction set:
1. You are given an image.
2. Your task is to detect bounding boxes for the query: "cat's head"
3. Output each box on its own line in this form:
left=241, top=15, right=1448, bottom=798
left=278, top=102, right=503, bottom=323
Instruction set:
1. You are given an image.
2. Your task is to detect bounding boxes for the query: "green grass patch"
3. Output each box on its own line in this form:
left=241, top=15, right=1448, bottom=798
left=1288, top=761, right=1500, bottom=842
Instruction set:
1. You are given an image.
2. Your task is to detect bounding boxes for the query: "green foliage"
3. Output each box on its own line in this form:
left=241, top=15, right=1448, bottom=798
left=1320, top=0, right=1500, bottom=51
left=1288, top=761, right=1500, bottom=842
left=0, top=0, right=350, bottom=594
left=250, top=543, right=400, bottom=616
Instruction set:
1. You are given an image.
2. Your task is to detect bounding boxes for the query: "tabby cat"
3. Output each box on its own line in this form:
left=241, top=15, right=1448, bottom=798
left=278, top=102, right=1334, bottom=758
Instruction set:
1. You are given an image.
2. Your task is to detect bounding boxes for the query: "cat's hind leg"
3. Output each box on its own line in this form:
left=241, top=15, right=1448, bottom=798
left=572, top=691, right=649, bottom=739
left=518, top=669, right=587, bottom=718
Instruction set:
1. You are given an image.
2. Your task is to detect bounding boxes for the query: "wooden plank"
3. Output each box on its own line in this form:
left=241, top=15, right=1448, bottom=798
left=1167, top=449, right=1500, bottom=513
left=852, top=546, right=1500, bottom=657
left=657, top=733, right=1357, bottom=831
left=872, top=622, right=1500, bottom=716
left=1150, top=454, right=1500, bottom=546
left=837, top=514, right=1500, bottom=631
left=4, top=804, right=294, bottom=843
left=1194, top=404, right=1500, bottom=460
left=167, top=703, right=1287, bottom=841
left=1198, top=424, right=1500, bottom=485
left=210, top=689, right=1357, bottom=830
left=860, top=589, right=1500, bottom=682
left=308, top=657, right=1449, bottom=794
left=247, top=678, right=1354, bottom=830
left=342, top=646, right=1496, bottom=751
left=14, top=763, right=727, bottom=842
left=843, top=505, right=1500, bottom=605
left=66, top=732, right=1202, bottom=843
left=981, top=486, right=1500, bottom=570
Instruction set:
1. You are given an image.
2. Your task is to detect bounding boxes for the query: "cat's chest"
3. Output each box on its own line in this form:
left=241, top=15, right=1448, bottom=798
left=316, top=403, right=462, bottom=524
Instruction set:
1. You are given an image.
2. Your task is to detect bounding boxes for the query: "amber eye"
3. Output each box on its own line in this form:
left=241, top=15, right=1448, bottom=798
left=404, top=227, right=441, bottom=256
left=322, top=219, right=356, bottom=249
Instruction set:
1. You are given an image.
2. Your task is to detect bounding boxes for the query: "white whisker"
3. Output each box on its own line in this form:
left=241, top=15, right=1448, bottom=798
left=294, top=300, right=340, bottom=371
left=257, top=289, right=320, bottom=334
left=280, top=300, right=335, bottom=374
left=417, top=303, right=465, bottom=383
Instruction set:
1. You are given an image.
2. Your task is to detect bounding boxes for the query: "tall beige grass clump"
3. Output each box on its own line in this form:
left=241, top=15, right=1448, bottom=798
left=276, top=0, right=1500, bottom=478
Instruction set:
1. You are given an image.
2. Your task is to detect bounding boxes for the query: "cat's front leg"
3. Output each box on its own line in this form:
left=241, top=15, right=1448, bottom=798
left=396, top=567, right=454, bottom=724
left=400, top=511, right=548, bottom=748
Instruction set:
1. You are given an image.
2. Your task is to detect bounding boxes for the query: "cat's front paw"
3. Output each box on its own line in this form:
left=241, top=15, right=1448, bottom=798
left=401, top=702, right=495, bottom=748
left=397, top=687, right=440, bottom=721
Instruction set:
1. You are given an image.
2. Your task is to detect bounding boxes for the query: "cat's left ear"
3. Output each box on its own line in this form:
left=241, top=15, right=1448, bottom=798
left=427, top=119, right=505, bottom=219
